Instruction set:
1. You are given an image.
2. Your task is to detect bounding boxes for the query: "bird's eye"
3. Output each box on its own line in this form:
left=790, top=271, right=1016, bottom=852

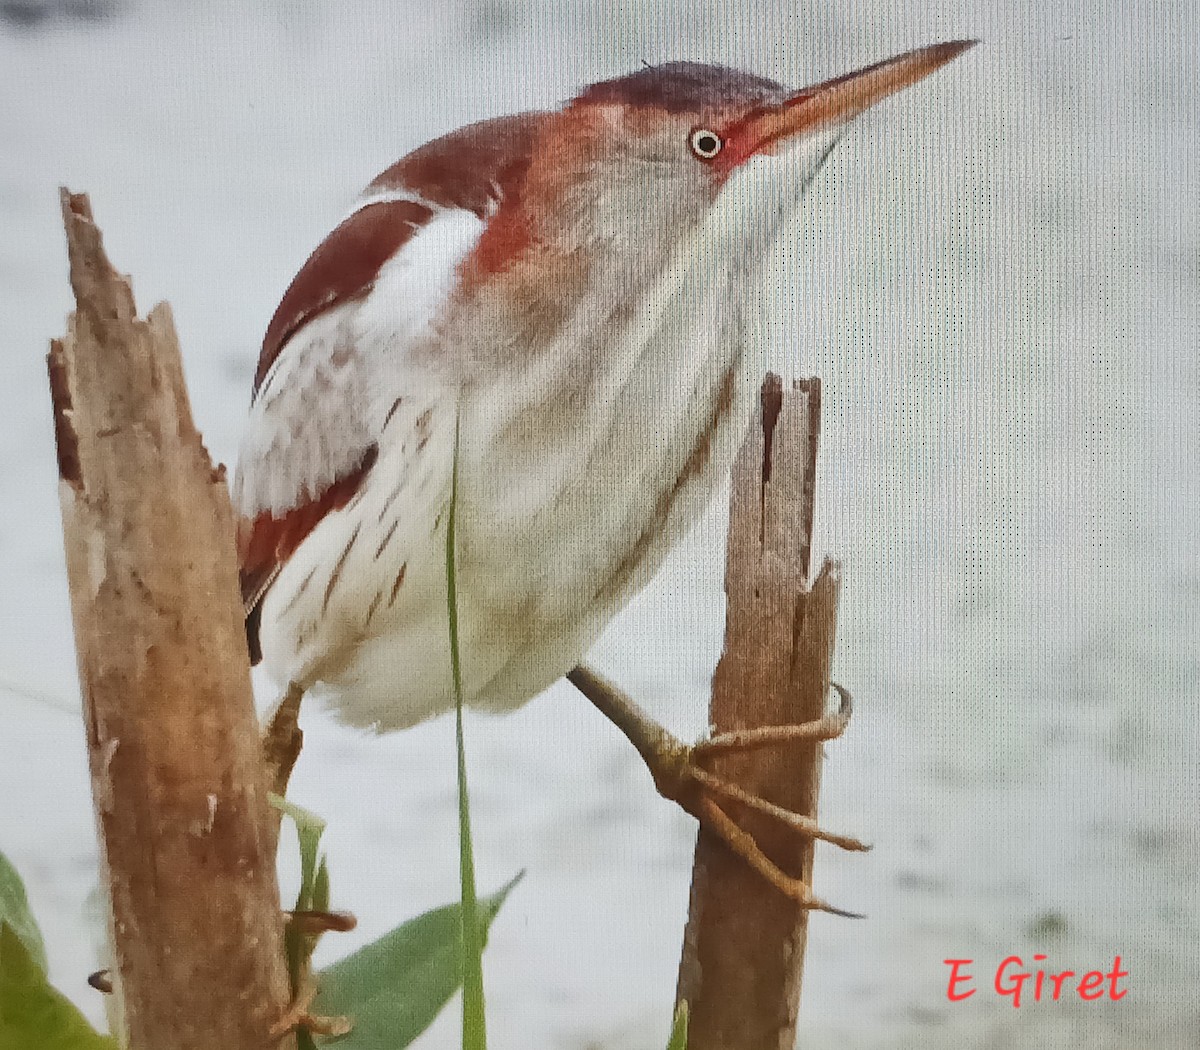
left=689, top=128, right=723, bottom=160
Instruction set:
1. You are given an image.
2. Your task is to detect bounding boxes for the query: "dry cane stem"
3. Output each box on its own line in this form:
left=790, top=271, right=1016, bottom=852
left=677, top=375, right=843, bottom=1050
left=48, top=190, right=295, bottom=1050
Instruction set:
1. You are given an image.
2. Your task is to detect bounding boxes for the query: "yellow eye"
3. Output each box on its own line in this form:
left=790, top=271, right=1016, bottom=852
left=689, top=128, right=723, bottom=160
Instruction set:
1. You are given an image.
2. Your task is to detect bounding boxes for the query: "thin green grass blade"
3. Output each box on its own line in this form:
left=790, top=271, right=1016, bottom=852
left=268, top=793, right=327, bottom=909
left=313, top=857, right=331, bottom=915
left=445, top=409, right=487, bottom=1050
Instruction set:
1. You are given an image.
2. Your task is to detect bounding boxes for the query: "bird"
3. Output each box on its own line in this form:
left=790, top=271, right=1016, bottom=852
left=235, top=40, right=975, bottom=912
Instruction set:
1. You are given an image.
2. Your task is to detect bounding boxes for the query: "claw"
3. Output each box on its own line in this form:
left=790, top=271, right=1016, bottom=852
left=693, top=681, right=853, bottom=758
left=690, top=766, right=870, bottom=853
left=663, top=703, right=869, bottom=913
left=285, top=909, right=358, bottom=934
left=696, top=796, right=864, bottom=917
left=568, top=665, right=865, bottom=915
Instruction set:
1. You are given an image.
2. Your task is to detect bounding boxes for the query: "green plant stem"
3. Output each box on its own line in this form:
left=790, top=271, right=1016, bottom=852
left=446, top=410, right=487, bottom=1050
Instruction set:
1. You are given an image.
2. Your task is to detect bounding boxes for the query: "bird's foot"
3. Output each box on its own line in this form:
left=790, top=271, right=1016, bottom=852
left=567, top=666, right=868, bottom=916
left=268, top=977, right=352, bottom=1041
left=649, top=684, right=868, bottom=916
left=268, top=909, right=357, bottom=1041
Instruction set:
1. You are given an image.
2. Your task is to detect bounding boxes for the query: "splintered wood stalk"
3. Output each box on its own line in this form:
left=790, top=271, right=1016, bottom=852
left=677, top=374, right=847, bottom=1050
left=47, top=190, right=296, bottom=1050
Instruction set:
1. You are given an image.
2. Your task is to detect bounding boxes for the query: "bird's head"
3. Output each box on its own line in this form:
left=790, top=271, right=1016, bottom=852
left=340, top=41, right=977, bottom=339
left=516, top=41, right=975, bottom=261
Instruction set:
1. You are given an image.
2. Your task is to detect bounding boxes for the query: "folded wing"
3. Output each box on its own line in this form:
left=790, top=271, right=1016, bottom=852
left=234, top=200, right=479, bottom=661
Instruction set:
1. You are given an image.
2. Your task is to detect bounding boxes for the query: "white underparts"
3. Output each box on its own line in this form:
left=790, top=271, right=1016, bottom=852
left=243, top=140, right=836, bottom=730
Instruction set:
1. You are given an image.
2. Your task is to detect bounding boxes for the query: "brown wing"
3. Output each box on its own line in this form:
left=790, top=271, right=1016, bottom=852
left=237, top=112, right=548, bottom=663
left=252, top=200, right=434, bottom=399
left=239, top=200, right=434, bottom=662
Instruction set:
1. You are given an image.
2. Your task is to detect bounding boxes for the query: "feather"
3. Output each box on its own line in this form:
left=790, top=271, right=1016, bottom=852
left=235, top=115, right=546, bottom=661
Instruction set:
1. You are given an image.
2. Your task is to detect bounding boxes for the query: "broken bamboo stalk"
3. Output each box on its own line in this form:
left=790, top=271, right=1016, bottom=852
left=48, top=189, right=296, bottom=1050
left=676, top=374, right=848, bottom=1050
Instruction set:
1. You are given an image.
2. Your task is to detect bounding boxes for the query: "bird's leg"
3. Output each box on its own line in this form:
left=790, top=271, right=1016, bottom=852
left=259, top=683, right=355, bottom=1042
left=566, top=664, right=868, bottom=915
left=262, top=681, right=306, bottom=805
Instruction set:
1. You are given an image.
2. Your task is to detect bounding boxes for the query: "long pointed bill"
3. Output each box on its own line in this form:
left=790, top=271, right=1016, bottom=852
left=723, top=40, right=977, bottom=167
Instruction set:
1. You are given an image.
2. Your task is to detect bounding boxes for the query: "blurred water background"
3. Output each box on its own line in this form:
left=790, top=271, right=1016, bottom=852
left=1, top=1, right=1197, bottom=1046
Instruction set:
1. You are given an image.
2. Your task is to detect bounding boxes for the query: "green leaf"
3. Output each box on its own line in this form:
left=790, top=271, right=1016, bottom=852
left=0, top=923, right=118, bottom=1050
left=665, top=1000, right=689, bottom=1050
left=445, top=409, right=487, bottom=1050
left=311, top=874, right=521, bottom=1050
left=269, top=793, right=327, bottom=909
left=271, top=793, right=331, bottom=1001
left=0, top=851, right=47, bottom=974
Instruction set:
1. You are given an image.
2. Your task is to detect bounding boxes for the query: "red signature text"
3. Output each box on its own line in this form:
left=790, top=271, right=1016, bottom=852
left=943, top=956, right=1129, bottom=1007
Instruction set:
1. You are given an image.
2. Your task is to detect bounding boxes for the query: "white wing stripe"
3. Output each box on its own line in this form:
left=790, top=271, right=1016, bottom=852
left=234, top=208, right=483, bottom=521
